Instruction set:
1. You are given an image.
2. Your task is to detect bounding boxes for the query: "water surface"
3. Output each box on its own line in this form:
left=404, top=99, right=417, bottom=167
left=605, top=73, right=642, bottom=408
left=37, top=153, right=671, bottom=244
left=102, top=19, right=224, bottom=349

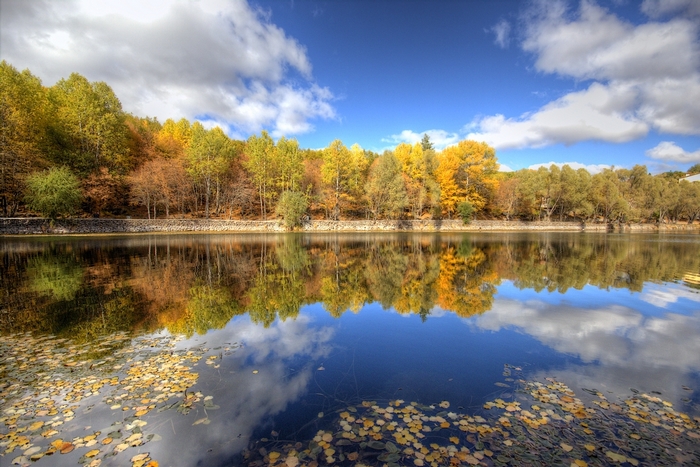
left=1, top=232, right=699, bottom=466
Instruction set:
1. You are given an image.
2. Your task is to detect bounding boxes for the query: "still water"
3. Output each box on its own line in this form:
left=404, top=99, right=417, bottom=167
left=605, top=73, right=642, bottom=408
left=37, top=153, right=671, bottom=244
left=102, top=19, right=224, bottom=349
left=1, top=232, right=699, bottom=467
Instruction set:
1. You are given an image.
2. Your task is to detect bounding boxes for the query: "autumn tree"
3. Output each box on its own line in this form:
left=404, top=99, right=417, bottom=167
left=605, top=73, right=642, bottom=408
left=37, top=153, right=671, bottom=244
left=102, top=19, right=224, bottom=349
left=0, top=61, right=50, bottom=216
left=321, top=140, right=354, bottom=220
left=274, top=137, right=304, bottom=193
left=244, top=130, right=276, bottom=219
left=435, top=140, right=498, bottom=218
left=186, top=123, right=237, bottom=218
left=82, top=167, right=122, bottom=215
left=395, top=141, right=439, bottom=218
left=365, top=152, right=408, bottom=219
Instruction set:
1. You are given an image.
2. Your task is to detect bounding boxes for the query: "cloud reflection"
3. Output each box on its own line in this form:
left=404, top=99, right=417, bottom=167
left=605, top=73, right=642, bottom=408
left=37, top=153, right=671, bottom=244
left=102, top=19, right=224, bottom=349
left=149, top=314, right=334, bottom=466
left=470, top=297, right=700, bottom=411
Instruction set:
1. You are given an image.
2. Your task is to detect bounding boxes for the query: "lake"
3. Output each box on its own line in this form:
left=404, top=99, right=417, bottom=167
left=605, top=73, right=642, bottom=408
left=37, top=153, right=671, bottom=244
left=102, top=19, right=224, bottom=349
left=1, top=232, right=699, bottom=467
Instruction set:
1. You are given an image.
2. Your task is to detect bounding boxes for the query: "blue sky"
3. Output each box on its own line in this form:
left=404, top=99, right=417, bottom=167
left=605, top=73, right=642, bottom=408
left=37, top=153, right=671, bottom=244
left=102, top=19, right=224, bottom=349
left=1, top=0, right=699, bottom=173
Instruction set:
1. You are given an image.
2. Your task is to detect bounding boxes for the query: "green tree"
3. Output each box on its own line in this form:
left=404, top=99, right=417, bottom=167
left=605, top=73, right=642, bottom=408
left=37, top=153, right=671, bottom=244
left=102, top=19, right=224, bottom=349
left=365, top=152, right=408, bottom=219
left=25, top=167, right=82, bottom=218
left=457, top=201, right=474, bottom=224
left=688, top=163, right=700, bottom=175
left=48, top=73, right=128, bottom=174
left=275, top=190, right=308, bottom=229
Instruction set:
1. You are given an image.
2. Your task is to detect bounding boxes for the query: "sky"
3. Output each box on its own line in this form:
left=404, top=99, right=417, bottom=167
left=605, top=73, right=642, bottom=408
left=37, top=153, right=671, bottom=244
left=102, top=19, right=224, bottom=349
left=1, top=0, right=699, bottom=173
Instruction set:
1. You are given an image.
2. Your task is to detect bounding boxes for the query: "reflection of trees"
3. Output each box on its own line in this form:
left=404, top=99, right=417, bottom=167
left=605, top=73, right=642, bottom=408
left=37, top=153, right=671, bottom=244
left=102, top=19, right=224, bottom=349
left=3, top=233, right=700, bottom=336
left=168, top=283, right=243, bottom=337
left=318, top=239, right=369, bottom=317
left=247, top=238, right=310, bottom=327
left=27, top=252, right=84, bottom=301
left=502, top=234, right=700, bottom=294
left=436, top=239, right=500, bottom=318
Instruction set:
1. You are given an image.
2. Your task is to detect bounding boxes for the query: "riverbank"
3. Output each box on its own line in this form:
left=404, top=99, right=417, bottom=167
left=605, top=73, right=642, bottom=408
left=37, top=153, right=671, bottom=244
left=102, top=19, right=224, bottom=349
left=2, top=217, right=699, bottom=235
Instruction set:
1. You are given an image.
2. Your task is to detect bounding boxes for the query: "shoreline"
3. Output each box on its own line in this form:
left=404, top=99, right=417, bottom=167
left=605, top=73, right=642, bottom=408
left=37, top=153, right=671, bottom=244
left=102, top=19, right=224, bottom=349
left=1, top=218, right=699, bottom=235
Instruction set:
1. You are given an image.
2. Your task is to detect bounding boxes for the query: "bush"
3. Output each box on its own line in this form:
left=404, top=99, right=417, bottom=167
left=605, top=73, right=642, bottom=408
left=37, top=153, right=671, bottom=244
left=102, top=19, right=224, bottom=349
left=25, top=167, right=82, bottom=219
left=275, top=190, right=308, bottom=230
left=457, top=201, right=474, bottom=224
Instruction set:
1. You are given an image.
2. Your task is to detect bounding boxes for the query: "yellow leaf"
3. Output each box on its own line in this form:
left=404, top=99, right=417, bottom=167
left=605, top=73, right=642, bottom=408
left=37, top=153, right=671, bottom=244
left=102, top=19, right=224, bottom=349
left=85, top=449, right=100, bottom=458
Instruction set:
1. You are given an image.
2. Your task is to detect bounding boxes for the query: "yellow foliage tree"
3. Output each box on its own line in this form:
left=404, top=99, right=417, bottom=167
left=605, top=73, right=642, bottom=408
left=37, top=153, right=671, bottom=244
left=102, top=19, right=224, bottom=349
left=435, top=140, right=499, bottom=218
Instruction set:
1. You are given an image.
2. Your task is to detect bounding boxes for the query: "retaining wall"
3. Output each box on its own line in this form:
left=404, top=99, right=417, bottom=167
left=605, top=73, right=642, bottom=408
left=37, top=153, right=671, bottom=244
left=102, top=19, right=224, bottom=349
left=0, top=218, right=697, bottom=235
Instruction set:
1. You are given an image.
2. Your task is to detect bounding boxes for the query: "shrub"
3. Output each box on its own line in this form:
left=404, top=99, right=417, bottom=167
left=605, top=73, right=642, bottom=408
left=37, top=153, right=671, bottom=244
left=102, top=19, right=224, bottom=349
left=275, top=190, right=308, bottom=229
left=457, top=201, right=474, bottom=224
left=25, top=167, right=82, bottom=219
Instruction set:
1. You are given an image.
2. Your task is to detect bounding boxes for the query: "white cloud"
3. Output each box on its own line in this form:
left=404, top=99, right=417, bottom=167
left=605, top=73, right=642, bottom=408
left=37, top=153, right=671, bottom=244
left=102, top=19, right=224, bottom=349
left=466, top=82, right=648, bottom=150
left=523, top=2, right=699, bottom=82
left=498, top=163, right=514, bottom=172
left=646, top=141, right=700, bottom=163
left=641, top=0, right=700, bottom=18
left=0, top=0, right=336, bottom=137
left=490, top=19, right=511, bottom=49
left=468, top=0, right=700, bottom=150
left=528, top=161, right=611, bottom=174
left=382, top=129, right=461, bottom=150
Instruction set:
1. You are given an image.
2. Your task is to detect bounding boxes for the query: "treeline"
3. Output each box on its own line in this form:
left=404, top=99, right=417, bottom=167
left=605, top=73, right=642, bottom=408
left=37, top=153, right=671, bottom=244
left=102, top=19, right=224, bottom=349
left=497, top=164, right=700, bottom=224
left=2, top=61, right=699, bottom=223
left=3, top=234, right=699, bottom=338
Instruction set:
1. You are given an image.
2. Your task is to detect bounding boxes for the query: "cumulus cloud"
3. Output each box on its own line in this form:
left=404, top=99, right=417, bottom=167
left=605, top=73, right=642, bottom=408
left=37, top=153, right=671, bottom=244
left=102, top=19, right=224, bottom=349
left=498, top=163, right=514, bottom=172
left=490, top=19, right=511, bottom=48
left=0, top=0, right=335, bottom=136
left=466, top=82, right=648, bottom=149
left=382, top=129, right=461, bottom=150
left=528, top=161, right=611, bottom=173
left=646, top=141, right=700, bottom=162
left=468, top=0, right=700, bottom=150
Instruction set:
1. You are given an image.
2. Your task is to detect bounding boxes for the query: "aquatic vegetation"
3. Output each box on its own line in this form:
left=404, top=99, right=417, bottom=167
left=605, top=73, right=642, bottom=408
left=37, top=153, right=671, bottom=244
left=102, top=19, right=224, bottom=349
left=245, top=372, right=700, bottom=466
left=0, top=332, right=222, bottom=467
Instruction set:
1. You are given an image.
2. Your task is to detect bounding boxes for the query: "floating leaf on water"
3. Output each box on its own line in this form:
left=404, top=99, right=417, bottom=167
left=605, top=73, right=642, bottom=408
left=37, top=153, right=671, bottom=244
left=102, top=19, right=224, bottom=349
left=59, top=442, right=75, bottom=454
left=368, top=440, right=386, bottom=450
left=560, top=443, right=573, bottom=452
left=85, top=449, right=100, bottom=458
left=252, top=370, right=259, bottom=374
left=605, top=451, right=627, bottom=462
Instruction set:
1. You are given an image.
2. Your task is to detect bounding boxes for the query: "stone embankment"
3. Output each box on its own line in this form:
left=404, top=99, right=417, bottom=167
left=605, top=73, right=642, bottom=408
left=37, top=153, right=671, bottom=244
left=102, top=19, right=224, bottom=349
left=2, top=218, right=697, bottom=235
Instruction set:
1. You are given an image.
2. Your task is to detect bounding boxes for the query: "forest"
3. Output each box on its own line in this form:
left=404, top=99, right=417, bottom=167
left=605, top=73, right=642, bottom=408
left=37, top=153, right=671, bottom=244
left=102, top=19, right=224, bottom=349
left=2, top=61, right=700, bottom=225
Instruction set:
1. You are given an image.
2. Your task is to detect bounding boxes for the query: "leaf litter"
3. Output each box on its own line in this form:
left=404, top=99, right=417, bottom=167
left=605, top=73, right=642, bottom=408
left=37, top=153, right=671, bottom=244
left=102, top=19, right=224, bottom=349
left=245, top=368, right=700, bottom=467
left=0, top=332, right=227, bottom=466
